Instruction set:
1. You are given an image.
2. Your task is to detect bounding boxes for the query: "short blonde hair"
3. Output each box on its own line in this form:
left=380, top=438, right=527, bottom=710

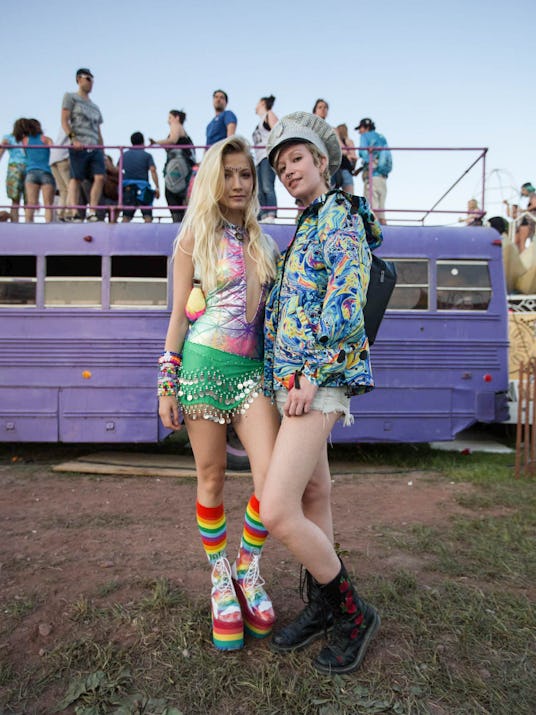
left=273, top=141, right=331, bottom=191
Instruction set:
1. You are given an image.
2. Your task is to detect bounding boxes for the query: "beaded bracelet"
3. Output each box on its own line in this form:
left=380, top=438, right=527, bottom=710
left=158, top=373, right=178, bottom=397
left=157, top=350, right=181, bottom=397
left=158, top=350, right=182, bottom=367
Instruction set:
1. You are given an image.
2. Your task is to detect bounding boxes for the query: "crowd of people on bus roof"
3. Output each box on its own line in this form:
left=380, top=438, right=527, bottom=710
left=0, top=69, right=395, bottom=224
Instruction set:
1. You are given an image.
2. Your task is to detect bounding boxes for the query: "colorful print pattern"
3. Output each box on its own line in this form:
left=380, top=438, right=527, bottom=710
left=187, top=226, right=272, bottom=360
left=264, top=191, right=383, bottom=397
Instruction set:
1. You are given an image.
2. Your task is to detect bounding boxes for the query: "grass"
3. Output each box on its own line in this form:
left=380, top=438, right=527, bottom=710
left=0, top=437, right=535, bottom=714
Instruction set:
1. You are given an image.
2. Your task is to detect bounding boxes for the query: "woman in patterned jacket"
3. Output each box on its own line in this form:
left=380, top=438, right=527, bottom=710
left=260, top=112, right=382, bottom=675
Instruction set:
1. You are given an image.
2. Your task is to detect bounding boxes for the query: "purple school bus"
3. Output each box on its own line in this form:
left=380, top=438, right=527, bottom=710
left=0, top=222, right=508, bottom=443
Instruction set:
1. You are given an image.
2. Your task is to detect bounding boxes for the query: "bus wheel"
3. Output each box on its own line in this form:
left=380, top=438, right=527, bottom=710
left=226, top=425, right=250, bottom=471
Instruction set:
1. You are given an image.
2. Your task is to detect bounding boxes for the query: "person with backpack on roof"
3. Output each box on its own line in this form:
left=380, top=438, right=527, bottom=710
left=355, top=118, right=392, bottom=225
left=150, top=110, right=195, bottom=223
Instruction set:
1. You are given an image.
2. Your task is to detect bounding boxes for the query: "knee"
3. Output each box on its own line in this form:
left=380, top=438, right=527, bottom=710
left=303, top=477, right=331, bottom=510
left=260, top=499, right=293, bottom=543
left=197, top=463, right=226, bottom=501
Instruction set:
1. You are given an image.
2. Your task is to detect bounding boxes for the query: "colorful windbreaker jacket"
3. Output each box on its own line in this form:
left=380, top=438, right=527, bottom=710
left=263, top=190, right=383, bottom=397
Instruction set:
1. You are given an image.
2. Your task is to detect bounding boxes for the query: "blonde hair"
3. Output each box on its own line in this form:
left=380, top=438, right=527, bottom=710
left=175, top=136, right=277, bottom=291
left=273, top=141, right=331, bottom=191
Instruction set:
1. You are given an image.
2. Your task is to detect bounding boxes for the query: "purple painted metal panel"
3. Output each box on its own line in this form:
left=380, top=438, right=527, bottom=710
left=0, top=222, right=509, bottom=443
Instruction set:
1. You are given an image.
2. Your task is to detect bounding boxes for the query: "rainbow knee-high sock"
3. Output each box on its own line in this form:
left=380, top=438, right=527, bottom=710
left=234, top=494, right=274, bottom=638
left=196, top=501, right=227, bottom=563
left=237, top=494, right=268, bottom=567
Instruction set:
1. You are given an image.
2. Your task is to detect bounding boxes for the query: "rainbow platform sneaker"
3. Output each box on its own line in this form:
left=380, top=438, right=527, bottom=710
left=211, top=557, right=244, bottom=651
left=232, top=550, right=275, bottom=638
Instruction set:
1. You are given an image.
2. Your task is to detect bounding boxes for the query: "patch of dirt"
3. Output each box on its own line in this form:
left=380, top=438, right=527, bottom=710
left=0, top=450, right=484, bottom=708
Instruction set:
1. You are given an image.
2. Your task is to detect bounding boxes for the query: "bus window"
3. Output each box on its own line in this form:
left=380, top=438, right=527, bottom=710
left=0, top=255, right=37, bottom=306
left=110, top=255, right=167, bottom=308
left=388, top=259, right=428, bottom=310
left=437, top=260, right=491, bottom=311
left=45, top=255, right=102, bottom=307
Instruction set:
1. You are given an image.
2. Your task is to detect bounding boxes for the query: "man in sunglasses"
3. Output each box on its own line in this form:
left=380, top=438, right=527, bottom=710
left=61, top=68, right=105, bottom=221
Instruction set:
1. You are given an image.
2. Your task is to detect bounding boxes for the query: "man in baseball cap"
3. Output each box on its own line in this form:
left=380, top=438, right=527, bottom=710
left=354, top=117, right=392, bottom=224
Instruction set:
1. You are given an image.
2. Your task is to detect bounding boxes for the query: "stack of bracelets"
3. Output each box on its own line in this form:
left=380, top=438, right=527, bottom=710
left=157, top=350, right=182, bottom=397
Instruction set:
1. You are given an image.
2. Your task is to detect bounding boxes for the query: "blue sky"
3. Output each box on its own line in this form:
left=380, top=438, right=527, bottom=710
left=0, top=0, right=532, bottom=223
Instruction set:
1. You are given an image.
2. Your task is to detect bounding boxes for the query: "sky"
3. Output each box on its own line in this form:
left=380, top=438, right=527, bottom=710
left=0, top=0, right=533, bottom=224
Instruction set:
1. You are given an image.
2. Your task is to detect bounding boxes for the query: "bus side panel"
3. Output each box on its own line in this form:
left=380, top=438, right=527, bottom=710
left=0, top=387, right=59, bottom=442
left=58, top=387, right=158, bottom=443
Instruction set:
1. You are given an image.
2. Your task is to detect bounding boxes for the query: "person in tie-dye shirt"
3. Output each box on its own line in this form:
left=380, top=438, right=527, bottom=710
left=260, top=112, right=382, bottom=675
left=158, top=136, right=280, bottom=652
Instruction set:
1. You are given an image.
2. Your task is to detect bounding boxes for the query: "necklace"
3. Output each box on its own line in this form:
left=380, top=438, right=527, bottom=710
left=224, top=221, right=248, bottom=242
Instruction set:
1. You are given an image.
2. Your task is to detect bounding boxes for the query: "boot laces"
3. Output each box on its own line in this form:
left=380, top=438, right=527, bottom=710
left=242, top=553, right=265, bottom=592
left=212, top=557, right=235, bottom=595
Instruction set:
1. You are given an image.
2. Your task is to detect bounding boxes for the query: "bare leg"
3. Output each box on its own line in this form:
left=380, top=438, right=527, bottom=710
left=24, top=183, right=39, bottom=223
left=66, top=178, right=80, bottom=218
left=302, top=444, right=334, bottom=543
left=260, top=410, right=341, bottom=584
left=183, top=418, right=227, bottom=505
left=10, top=200, right=20, bottom=223
left=42, top=184, right=55, bottom=223
left=516, top=226, right=530, bottom=253
left=89, top=174, right=104, bottom=215
left=232, top=394, right=280, bottom=499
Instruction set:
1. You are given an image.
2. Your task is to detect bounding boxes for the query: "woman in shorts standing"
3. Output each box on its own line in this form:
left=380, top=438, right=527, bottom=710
left=23, top=119, right=55, bottom=223
left=158, top=136, right=280, bottom=651
left=261, top=112, right=382, bottom=674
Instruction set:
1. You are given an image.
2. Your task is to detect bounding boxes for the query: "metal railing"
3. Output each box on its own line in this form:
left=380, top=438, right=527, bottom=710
left=0, top=142, right=489, bottom=224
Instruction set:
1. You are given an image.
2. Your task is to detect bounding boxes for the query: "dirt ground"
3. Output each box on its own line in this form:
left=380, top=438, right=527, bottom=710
left=0, top=446, right=480, bottom=709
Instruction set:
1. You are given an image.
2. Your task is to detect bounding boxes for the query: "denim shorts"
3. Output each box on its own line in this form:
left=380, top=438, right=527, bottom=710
left=275, top=386, right=353, bottom=426
left=69, top=148, right=105, bottom=180
left=340, top=169, right=354, bottom=189
left=25, top=169, right=55, bottom=186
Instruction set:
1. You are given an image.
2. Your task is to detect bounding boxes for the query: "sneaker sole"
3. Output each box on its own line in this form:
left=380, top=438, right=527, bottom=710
left=313, top=611, right=381, bottom=674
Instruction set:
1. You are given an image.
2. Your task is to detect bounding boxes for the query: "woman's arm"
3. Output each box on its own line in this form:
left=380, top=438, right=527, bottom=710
left=266, top=110, right=279, bottom=129
left=158, top=232, right=195, bottom=430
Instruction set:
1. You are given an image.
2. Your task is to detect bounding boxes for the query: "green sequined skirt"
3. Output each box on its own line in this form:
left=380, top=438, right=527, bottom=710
left=178, top=342, right=263, bottom=424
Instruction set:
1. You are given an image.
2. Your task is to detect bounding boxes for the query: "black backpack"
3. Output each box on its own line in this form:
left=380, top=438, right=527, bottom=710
left=363, top=254, right=397, bottom=345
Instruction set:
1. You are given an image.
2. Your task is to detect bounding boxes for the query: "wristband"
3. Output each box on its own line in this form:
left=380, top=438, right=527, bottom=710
left=158, top=350, right=182, bottom=366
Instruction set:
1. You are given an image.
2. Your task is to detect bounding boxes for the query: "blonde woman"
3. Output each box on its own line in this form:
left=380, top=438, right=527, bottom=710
left=158, top=136, right=280, bottom=651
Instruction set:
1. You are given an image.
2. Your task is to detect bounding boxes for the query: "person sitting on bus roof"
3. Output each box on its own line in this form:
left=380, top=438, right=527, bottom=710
left=158, top=136, right=280, bottom=652
left=459, top=198, right=485, bottom=226
left=121, top=133, right=160, bottom=224
left=61, top=68, right=105, bottom=223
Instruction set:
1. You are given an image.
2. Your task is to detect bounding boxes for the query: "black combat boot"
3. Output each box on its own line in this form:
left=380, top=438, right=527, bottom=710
left=271, top=569, right=333, bottom=653
left=313, top=560, right=380, bottom=674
